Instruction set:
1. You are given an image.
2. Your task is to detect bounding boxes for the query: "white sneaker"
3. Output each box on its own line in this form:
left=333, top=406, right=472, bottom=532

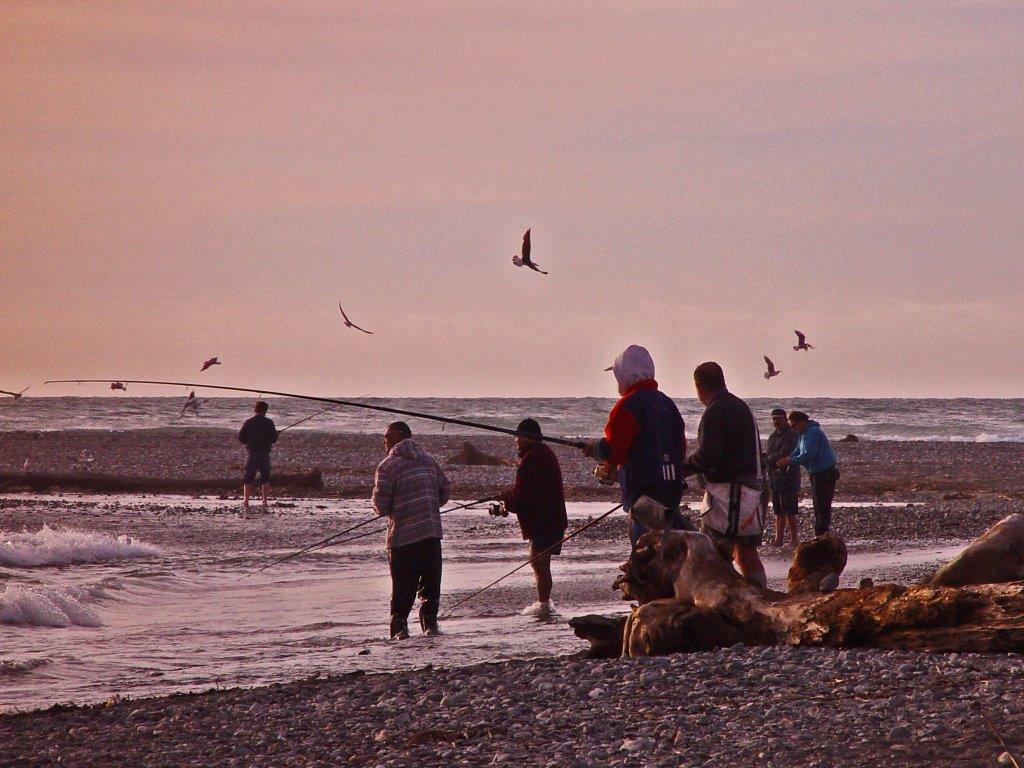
left=520, top=601, right=553, bottom=617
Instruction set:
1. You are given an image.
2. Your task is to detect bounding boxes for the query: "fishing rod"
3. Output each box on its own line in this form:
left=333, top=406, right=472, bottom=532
left=440, top=502, right=624, bottom=617
left=44, top=379, right=588, bottom=449
left=277, top=403, right=343, bottom=433
left=238, top=495, right=497, bottom=580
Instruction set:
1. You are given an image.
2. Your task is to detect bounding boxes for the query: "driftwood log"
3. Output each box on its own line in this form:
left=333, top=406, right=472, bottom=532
left=572, top=513, right=1024, bottom=658
left=450, top=442, right=515, bottom=467
left=0, top=469, right=324, bottom=494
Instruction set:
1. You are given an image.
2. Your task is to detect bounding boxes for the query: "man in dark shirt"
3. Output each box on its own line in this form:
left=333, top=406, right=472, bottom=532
left=683, top=362, right=767, bottom=588
left=238, top=401, right=278, bottom=513
left=764, top=407, right=801, bottom=547
left=498, top=418, right=569, bottom=617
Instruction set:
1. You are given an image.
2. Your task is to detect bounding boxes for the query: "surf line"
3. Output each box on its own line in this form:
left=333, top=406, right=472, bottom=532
left=440, top=502, right=624, bottom=617
left=44, top=379, right=588, bottom=449
left=238, top=496, right=497, bottom=580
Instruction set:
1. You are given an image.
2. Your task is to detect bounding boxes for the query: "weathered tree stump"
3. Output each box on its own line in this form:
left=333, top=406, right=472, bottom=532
left=572, top=514, right=1024, bottom=658
left=449, top=442, right=515, bottom=467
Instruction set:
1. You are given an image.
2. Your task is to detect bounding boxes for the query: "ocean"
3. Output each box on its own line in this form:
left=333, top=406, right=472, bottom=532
left=2, top=397, right=1023, bottom=442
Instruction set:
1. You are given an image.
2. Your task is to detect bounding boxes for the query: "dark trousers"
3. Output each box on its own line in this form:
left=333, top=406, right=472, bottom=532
left=809, top=466, right=840, bottom=536
left=388, top=537, right=442, bottom=635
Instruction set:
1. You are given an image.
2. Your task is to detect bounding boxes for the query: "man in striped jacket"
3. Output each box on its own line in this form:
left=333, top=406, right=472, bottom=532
left=372, top=421, right=451, bottom=639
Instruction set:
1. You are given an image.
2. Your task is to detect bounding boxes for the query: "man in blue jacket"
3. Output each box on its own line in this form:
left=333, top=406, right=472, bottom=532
left=777, top=411, right=839, bottom=536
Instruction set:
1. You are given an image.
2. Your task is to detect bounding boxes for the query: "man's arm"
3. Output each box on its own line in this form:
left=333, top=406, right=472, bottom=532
left=589, top=406, right=639, bottom=465
left=371, top=463, right=395, bottom=517
left=683, top=413, right=723, bottom=477
left=436, top=462, right=451, bottom=507
left=238, top=420, right=249, bottom=445
left=499, top=452, right=535, bottom=514
left=268, top=420, right=279, bottom=445
left=787, top=432, right=818, bottom=467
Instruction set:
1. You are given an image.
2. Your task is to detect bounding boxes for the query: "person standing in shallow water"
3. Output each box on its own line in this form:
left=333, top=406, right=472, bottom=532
left=764, top=407, right=801, bottom=547
left=777, top=411, right=839, bottom=537
left=238, top=401, right=278, bottom=513
left=372, top=421, right=451, bottom=640
left=496, top=418, right=568, bottom=618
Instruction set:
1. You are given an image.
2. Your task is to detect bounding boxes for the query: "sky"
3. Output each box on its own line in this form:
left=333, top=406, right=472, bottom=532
left=2, top=1, right=1023, bottom=399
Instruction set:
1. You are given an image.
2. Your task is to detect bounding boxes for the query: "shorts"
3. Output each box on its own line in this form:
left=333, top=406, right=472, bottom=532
left=243, top=453, right=272, bottom=485
left=700, top=522, right=762, bottom=553
left=770, top=485, right=799, bottom=517
left=529, top=529, right=566, bottom=557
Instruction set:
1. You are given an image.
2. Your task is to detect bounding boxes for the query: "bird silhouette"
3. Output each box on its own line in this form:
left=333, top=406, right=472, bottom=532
left=0, top=386, right=29, bottom=399
left=200, top=357, right=221, bottom=372
left=793, top=330, right=814, bottom=351
left=763, top=356, right=782, bottom=380
left=110, top=382, right=127, bottom=391
left=512, top=229, right=547, bottom=274
left=338, top=303, right=373, bottom=334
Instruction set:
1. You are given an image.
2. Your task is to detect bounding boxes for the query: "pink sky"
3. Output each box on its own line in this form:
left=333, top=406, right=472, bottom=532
left=3, top=2, right=1022, bottom=398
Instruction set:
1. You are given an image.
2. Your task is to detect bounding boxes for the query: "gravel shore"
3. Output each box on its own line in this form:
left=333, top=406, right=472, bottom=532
left=3, top=647, right=1021, bottom=767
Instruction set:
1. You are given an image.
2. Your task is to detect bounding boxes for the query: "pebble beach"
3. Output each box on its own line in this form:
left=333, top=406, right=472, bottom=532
left=2, top=430, right=1024, bottom=766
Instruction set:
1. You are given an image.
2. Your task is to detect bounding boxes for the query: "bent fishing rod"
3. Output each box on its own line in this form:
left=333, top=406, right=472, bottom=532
left=44, top=379, right=587, bottom=449
left=440, top=502, right=624, bottom=617
left=238, top=496, right=496, bottom=580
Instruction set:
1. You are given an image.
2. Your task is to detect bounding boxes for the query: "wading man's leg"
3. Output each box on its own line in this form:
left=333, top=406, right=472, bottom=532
left=243, top=484, right=253, bottom=512
left=529, top=550, right=553, bottom=604
left=417, top=538, right=442, bottom=635
left=389, top=542, right=419, bottom=639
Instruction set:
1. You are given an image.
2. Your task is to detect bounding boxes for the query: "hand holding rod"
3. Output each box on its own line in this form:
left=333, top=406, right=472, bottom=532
left=238, top=496, right=497, bottom=580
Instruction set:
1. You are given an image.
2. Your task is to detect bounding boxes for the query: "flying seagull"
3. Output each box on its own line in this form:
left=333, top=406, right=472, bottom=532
left=793, top=330, right=814, bottom=351
left=338, top=303, right=373, bottom=334
left=763, top=356, right=781, bottom=380
left=200, top=357, right=221, bottom=372
left=110, top=382, right=127, bottom=391
left=0, top=386, right=29, bottom=399
left=512, top=229, right=547, bottom=274
left=180, top=390, right=203, bottom=417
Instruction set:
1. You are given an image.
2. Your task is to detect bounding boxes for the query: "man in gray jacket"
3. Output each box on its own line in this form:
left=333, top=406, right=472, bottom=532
left=763, top=407, right=801, bottom=547
left=372, top=422, right=451, bottom=639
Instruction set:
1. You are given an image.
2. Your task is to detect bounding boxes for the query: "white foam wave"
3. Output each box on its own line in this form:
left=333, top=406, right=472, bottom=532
left=0, top=585, right=103, bottom=628
left=0, top=525, right=162, bottom=567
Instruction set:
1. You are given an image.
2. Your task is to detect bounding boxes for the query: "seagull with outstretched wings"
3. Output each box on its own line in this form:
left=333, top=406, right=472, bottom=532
left=338, top=303, right=373, bottom=334
left=110, top=382, right=127, bottom=391
left=764, top=356, right=781, bottom=380
left=200, top=357, right=221, bottom=372
left=512, top=229, right=547, bottom=274
left=0, top=386, right=28, bottom=399
left=793, top=330, right=814, bottom=351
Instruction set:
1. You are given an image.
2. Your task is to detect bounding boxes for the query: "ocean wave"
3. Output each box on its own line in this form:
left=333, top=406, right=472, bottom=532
left=0, top=585, right=103, bottom=628
left=0, top=525, right=162, bottom=568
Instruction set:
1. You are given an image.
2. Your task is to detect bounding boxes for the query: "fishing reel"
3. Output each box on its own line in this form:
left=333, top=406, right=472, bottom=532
left=592, top=464, right=617, bottom=486
left=488, top=502, right=508, bottom=517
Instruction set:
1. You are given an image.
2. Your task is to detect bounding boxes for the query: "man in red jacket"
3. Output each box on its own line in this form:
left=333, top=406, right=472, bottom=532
left=498, top=418, right=569, bottom=617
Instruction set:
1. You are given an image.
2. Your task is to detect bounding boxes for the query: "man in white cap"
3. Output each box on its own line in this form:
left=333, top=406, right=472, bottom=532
left=583, top=345, right=692, bottom=546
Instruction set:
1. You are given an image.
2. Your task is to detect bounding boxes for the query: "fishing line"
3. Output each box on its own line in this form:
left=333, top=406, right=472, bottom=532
left=45, top=379, right=587, bottom=449
left=440, top=502, right=624, bottom=617
left=277, top=403, right=343, bottom=433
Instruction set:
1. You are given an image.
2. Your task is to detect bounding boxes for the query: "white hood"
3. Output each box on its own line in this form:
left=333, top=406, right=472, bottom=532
left=607, top=345, right=655, bottom=392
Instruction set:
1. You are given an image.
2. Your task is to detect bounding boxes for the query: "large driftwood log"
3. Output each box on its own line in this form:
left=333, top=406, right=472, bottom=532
left=0, top=470, right=324, bottom=493
left=573, top=514, right=1024, bottom=658
left=449, top=442, right=516, bottom=467
left=928, top=513, right=1024, bottom=587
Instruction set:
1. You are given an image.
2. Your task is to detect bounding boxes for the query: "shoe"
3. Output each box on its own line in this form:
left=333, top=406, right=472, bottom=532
left=391, top=629, right=410, bottom=641
left=422, top=625, right=442, bottom=637
left=520, top=601, right=553, bottom=617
